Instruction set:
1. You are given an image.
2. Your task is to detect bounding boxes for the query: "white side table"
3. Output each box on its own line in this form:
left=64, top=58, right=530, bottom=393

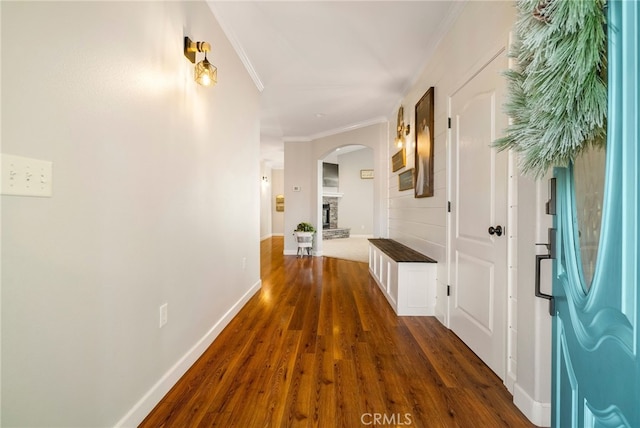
left=294, top=231, right=313, bottom=257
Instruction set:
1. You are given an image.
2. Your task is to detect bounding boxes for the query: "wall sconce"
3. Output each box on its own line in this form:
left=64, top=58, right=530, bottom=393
left=396, top=105, right=410, bottom=148
left=261, top=176, right=269, bottom=183
left=184, top=37, right=217, bottom=87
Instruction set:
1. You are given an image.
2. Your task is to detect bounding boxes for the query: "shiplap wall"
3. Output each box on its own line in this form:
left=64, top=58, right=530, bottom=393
left=387, top=0, right=516, bottom=312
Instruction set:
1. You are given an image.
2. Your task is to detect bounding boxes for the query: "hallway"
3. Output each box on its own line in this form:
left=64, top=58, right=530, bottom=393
left=141, top=237, right=535, bottom=427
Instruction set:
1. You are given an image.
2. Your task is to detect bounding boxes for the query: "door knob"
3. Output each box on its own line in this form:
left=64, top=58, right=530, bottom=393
left=488, top=225, right=503, bottom=236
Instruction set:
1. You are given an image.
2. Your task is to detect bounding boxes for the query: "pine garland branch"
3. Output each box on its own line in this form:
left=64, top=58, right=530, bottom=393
left=495, top=0, right=607, bottom=178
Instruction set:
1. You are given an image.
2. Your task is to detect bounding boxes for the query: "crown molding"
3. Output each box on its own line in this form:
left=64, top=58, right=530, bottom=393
left=284, top=117, right=388, bottom=143
left=401, top=0, right=466, bottom=100
left=310, top=117, right=388, bottom=140
left=207, top=1, right=264, bottom=92
left=282, top=136, right=312, bottom=143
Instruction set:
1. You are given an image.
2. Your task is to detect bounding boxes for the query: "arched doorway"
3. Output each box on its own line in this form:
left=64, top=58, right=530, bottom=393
left=317, top=145, right=373, bottom=262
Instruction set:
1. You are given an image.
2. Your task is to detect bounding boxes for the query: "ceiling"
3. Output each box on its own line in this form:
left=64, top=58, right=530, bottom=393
left=208, top=1, right=465, bottom=168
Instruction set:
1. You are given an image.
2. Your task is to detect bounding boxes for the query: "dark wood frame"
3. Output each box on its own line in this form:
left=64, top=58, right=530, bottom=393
left=392, top=148, right=406, bottom=172
left=398, top=168, right=415, bottom=191
left=414, top=87, right=435, bottom=198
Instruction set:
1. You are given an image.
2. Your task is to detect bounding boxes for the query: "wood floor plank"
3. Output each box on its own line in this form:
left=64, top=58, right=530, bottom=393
left=333, top=358, right=364, bottom=428
left=140, top=237, right=536, bottom=428
left=307, top=335, right=335, bottom=427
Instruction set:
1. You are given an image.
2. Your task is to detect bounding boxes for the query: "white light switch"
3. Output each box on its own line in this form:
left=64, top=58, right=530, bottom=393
left=159, top=303, right=168, bottom=328
left=1, top=154, right=53, bottom=197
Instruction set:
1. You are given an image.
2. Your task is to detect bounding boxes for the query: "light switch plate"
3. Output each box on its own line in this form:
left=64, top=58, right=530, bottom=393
left=1, top=154, right=53, bottom=197
left=159, top=303, right=168, bottom=328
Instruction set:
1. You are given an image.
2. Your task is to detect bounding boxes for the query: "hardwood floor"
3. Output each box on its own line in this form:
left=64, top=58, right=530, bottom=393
left=140, top=237, right=536, bottom=427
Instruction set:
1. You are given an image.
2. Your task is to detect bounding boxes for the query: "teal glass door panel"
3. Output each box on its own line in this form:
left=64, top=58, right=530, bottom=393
left=552, top=1, right=640, bottom=427
left=573, top=146, right=606, bottom=291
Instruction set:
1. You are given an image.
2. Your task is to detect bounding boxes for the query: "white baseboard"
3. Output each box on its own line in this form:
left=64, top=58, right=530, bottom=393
left=283, top=249, right=319, bottom=257
left=114, top=279, right=262, bottom=427
left=349, top=234, right=374, bottom=238
left=434, top=311, right=447, bottom=327
left=513, top=382, right=551, bottom=427
left=505, top=371, right=517, bottom=394
left=271, top=233, right=284, bottom=237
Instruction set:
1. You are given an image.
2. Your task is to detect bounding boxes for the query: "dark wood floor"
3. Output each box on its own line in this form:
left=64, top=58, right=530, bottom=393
left=140, top=237, right=536, bottom=427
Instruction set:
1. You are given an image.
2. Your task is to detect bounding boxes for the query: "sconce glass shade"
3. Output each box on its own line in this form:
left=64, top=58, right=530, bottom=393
left=195, top=56, right=217, bottom=87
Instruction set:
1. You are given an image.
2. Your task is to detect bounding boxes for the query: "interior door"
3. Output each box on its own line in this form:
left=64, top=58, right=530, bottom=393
left=449, top=50, right=508, bottom=379
left=552, top=2, right=640, bottom=426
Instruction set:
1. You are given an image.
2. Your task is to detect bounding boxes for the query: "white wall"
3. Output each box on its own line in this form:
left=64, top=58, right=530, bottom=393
left=260, top=162, right=272, bottom=240
left=389, top=0, right=516, bottom=331
left=389, top=1, right=550, bottom=425
left=284, top=123, right=387, bottom=256
left=389, top=1, right=516, bottom=261
left=1, top=2, right=261, bottom=427
left=284, top=140, right=313, bottom=249
left=337, top=148, right=374, bottom=235
left=513, top=175, right=553, bottom=426
left=271, top=169, right=285, bottom=235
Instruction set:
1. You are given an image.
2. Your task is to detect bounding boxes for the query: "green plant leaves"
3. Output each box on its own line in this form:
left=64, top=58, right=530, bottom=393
left=494, top=0, right=607, bottom=178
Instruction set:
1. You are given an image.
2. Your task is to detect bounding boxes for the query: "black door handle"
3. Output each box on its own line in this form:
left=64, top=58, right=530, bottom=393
left=535, top=228, right=556, bottom=316
left=488, top=225, right=503, bottom=236
left=535, top=254, right=555, bottom=316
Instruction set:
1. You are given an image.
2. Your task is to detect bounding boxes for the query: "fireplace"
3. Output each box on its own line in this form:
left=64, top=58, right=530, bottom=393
left=321, top=196, right=349, bottom=239
left=322, top=196, right=338, bottom=230
left=322, top=204, right=330, bottom=229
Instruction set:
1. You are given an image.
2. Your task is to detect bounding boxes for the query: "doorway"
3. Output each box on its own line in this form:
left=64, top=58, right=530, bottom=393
left=448, top=49, right=509, bottom=379
left=318, top=145, right=373, bottom=262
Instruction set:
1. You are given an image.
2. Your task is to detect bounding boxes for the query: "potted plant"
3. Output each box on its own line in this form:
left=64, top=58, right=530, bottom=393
left=294, top=222, right=316, bottom=233
left=294, top=222, right=316, bottom=257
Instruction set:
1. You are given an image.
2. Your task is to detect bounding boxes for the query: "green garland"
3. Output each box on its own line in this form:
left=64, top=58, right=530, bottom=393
left=494, top=0, right=607, bottom=178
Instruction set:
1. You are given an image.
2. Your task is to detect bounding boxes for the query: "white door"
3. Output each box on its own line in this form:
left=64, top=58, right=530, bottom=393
left=449, top=50, right=508, bottom=379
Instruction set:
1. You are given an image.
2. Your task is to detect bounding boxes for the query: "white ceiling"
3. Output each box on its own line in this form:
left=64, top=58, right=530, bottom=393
left=208, top=1, right=465, bottom=168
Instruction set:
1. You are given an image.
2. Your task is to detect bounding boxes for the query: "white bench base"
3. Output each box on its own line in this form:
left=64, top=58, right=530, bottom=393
left=368, top=240, right=437, bottom=316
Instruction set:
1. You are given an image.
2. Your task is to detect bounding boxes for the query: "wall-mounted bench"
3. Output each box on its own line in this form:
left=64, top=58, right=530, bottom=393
left=368, top=239, right=437, bottom=316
